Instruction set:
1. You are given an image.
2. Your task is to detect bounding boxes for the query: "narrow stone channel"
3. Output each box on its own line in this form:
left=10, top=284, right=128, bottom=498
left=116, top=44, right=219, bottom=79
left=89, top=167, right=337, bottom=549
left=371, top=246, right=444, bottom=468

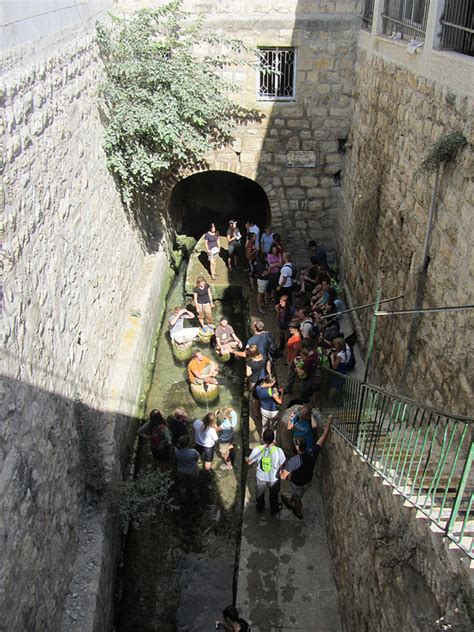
left=115, top=263, right=248, bottom=631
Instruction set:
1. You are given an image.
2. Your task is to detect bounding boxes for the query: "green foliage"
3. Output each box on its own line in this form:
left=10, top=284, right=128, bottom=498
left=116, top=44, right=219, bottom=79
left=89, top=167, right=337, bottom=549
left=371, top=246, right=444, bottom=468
left=96, top=1, right=262, bottom=201
left=110, top=469, right=177, bottom=530
left=419, top=130, right=467, bottom=174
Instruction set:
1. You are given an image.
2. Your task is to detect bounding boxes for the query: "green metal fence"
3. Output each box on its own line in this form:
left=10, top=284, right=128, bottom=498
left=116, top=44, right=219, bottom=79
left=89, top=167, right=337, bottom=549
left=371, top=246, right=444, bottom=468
left=320, top=368, right=473, bottom=557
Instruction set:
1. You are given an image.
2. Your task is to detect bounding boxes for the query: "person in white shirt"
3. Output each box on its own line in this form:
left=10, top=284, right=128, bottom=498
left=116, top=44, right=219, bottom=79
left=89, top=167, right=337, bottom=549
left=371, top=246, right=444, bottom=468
left=276, top=252, right=294, bottom=304
left=193, top=413, right=220, bottom=471
left=245, top=220, right=260, bottom=250
left=246, top=428, right=286, bottom=514
left=169, top=306, right=200, bottom=344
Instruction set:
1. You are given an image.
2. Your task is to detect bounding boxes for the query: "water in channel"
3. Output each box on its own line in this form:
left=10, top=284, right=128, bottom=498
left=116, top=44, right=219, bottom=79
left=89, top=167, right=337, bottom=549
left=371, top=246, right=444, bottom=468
left=116, top=262, right=248, bottom=632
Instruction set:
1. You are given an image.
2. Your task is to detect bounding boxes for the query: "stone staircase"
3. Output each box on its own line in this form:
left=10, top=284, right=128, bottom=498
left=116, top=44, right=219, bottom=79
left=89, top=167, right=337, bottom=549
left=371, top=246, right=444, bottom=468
left=324, top=405, right=473, bottom=558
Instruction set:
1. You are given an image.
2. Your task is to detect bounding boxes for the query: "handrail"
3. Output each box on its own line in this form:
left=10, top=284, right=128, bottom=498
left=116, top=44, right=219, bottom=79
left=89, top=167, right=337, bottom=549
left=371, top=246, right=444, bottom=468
left=320, top=368, right=473, bottom=557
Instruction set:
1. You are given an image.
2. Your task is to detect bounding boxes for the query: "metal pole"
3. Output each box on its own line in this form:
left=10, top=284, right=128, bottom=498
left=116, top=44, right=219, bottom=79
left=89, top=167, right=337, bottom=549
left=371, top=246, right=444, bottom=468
left=375, top=303, right=474, bottom=316
left=363, top=287, right=382, bottom=384
left=322, top=293, right=404, bottom=321
left=354, top=287, right=382, bottom=448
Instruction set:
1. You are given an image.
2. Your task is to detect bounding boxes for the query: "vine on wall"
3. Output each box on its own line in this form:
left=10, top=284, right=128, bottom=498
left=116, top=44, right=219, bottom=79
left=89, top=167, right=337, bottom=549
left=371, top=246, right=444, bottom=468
left=96, top=0, right=262, bottom=202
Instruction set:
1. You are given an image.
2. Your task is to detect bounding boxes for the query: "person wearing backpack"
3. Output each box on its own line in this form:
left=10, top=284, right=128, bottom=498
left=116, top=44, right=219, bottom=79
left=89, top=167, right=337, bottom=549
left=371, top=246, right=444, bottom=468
left=246, top=428, right=286, bottom=515
left=275, top=252, right=294, bottom=304
left=137, top=409, right=172, bottom=464
left=254, top=374, right=284, bottom=433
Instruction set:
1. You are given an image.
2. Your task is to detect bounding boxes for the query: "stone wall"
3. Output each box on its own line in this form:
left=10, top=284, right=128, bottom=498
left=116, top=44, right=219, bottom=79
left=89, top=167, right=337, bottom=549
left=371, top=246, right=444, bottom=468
left=1, top=22, right=172, bottom=631
left=338, top=35, right=473, bottom=415
left=121, top=0, right=362, bottom=256
left=321, top=432, right=474, bottom=632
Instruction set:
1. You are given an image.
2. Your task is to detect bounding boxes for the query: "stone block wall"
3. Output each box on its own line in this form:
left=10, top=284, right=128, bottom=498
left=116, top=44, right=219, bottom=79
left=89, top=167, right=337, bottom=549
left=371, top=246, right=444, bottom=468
left=123, top=0, right=362, bottom=256
left=338, top=38, right=473, bottom=415
left=321, top=433, right=474, bottom=632
left=1, top=24, right=170, bottom=631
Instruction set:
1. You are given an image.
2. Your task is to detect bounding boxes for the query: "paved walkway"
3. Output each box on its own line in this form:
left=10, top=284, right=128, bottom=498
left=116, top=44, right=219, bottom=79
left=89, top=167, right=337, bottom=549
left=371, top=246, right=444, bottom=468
left=236, top=285, right=342, bottom=631
left=184, top=242, right=344, bottom=630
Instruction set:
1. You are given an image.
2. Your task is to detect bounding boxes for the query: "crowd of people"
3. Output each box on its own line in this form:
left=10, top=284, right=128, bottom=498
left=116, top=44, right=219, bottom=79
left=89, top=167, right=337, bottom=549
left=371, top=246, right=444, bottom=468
left=138, top=219, right=357, bottom=628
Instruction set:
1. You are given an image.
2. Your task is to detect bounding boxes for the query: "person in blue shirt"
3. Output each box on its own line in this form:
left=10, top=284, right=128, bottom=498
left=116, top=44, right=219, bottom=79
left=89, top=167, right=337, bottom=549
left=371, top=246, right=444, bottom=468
left=217, top=406, right=238, bottom=470
left=255, top=375, right=283, bottom=434
left=287, top=403, right=315, bottom=449
left=280, top=416, right=333, bottom=519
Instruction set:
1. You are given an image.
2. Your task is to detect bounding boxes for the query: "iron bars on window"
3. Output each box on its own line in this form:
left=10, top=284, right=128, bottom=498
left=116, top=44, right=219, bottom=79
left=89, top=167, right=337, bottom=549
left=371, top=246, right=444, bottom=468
left=382, top=0, right=430, bottom=40
left=257, top=47, right=296, bottom=101
left=320, top=368, right=474, bottom=558
left=362, top=0, right=376, bottom=30
left=440, top=0, right=474, bottom=57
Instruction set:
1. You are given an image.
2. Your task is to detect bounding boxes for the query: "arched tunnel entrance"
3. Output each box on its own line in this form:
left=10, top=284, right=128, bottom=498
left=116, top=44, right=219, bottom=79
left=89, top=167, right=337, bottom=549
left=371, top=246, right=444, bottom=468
left=168, top=171, right=270, bottom=238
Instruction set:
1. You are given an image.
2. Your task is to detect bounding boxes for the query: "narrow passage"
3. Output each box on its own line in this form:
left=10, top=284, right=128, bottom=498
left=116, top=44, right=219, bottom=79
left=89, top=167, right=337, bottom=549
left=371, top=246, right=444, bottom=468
left=117, top=231, right=344, bottom=631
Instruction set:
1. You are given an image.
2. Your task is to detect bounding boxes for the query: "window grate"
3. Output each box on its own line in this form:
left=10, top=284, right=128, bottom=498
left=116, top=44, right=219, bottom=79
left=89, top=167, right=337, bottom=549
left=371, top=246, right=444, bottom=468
left=440, top=0, right=474, bottom=57
left=362, top=0, right=375, bottom=30
left=257, top=47, right=296, bottom=101
left=382, top=0, right=430, bottom=40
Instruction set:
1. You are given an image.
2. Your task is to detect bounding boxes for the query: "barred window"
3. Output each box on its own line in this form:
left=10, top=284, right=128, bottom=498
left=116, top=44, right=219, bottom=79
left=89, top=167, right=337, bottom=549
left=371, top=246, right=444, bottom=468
left=382, top=0, right=429, bottom=40
left=257, top=47, right=296, bottom=101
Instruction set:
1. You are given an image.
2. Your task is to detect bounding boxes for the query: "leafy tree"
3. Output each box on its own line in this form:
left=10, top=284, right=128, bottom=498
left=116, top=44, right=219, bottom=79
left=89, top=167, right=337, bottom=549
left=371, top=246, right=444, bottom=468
left=96, top=1, right=262, bottom=201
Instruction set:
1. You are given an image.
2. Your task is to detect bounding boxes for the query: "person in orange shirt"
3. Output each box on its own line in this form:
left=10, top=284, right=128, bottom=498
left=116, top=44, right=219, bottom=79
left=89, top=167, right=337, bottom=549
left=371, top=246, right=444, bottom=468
left=285, top=321, right=302, bottom=394
left=187, top=350, right=219, bottom=386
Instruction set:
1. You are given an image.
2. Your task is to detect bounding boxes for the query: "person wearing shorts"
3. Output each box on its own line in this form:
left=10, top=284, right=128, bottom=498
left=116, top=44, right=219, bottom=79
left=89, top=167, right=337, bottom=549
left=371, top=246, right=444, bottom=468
left=193, top=413, right=220, bottom=471
left=226, top=220, right=241, bottom=271
left=188, top=350, right=219, bottom=386
left=255, top=259, right=270, bottom=314
left=215, top=318, right=242, bottom=355
left=193, top=276, right=214, bottom=331
left=204, top=223, right=220, bottom=280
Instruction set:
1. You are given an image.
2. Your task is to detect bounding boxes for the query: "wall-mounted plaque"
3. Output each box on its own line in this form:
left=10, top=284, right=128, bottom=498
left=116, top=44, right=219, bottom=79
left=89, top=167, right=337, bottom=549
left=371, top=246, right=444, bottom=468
left=287, top=151, right=317, bottom=168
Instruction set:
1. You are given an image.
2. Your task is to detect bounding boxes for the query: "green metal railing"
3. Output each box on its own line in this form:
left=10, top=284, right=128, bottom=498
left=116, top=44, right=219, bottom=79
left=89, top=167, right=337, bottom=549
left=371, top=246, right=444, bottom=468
left=320, top=368, right=473, bottom=557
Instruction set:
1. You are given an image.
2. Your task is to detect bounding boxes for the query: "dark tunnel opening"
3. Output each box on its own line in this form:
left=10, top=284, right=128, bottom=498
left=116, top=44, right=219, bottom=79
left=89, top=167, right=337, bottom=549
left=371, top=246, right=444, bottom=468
left=168, top=171, right=271, bottom=239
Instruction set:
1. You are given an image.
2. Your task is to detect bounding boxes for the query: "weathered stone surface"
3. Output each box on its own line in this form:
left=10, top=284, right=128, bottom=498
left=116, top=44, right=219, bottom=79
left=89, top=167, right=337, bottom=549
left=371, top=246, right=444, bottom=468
left=1, top=23, right=172, bottom=632
left=322, top=434, right=473, bottom=632
left=338, top=46, right=473, bottom=415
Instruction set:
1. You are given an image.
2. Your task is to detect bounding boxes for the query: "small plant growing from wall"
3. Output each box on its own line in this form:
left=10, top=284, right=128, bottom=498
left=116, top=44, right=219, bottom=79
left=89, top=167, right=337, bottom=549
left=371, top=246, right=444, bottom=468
left=110, top=469, right=177, bottom=530
left=96, top=0, right=262, bottom=202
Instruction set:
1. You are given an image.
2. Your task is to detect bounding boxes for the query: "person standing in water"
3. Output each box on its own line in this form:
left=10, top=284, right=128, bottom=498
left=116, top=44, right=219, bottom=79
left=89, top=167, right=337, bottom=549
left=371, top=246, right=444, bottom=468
left=204, top=223, right=221, bottom=280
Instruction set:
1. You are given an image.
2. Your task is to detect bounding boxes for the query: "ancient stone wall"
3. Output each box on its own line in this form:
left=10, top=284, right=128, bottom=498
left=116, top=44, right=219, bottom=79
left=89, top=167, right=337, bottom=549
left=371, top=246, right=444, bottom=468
left=321, top=432, right=474, bottom=632
left=1, top=23, right=172, bottom=631
left=338, top=36, right=473, bottom=415
left=121, top=0, right=362, bottom=256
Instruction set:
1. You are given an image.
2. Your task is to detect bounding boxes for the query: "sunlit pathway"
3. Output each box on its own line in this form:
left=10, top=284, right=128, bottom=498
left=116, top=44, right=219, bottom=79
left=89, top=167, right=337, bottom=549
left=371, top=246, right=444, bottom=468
left=235, top=287, right=342, bottom=631
left=237, top=482, right=342, bottom=631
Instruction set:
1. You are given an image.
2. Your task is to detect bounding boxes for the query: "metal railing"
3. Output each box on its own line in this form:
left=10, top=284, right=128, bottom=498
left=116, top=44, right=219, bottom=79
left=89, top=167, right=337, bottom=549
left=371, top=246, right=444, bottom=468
left=362, top=0, right=375, bottom=30
left=320, top=368, right=473, bottom=557
left=382, top=0, right=430, bottom=40
left=440, top=0, right=474, bottom=57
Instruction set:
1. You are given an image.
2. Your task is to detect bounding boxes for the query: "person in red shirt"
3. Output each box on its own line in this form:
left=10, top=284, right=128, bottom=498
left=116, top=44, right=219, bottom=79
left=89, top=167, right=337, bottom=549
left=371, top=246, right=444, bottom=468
left=285, top=321, right=302, bottom=394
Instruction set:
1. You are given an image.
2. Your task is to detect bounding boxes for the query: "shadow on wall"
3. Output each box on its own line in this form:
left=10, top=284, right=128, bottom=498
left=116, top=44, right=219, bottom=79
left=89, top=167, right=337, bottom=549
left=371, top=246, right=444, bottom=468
left=0, top=373, right=138, bottom=632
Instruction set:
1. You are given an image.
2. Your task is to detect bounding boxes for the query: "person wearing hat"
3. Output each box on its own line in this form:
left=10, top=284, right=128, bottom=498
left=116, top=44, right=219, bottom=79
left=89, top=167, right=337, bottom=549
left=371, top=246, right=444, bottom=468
left=226, top=220, right=242, bottom=271
left=204, top=222, right=221, bottom=280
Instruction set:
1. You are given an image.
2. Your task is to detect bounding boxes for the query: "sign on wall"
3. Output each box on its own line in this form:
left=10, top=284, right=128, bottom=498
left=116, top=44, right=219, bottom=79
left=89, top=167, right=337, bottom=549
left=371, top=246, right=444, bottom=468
left=286, top=151, right=317, bottom=167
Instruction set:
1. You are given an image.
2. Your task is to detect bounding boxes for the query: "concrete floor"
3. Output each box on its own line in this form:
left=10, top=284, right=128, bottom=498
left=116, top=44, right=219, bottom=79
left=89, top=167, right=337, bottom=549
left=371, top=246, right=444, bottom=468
left=235, top=278, right=343, bottom=631
left=183, top=243, right=347, bottom=630
left=237, top=477, right=342, bottom=631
